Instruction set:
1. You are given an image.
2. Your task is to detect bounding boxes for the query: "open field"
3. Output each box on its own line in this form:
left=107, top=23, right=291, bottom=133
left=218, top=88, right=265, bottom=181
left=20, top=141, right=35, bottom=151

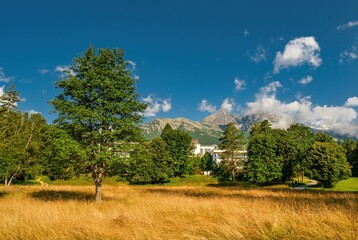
left=0, top=185, right=357, bottom=240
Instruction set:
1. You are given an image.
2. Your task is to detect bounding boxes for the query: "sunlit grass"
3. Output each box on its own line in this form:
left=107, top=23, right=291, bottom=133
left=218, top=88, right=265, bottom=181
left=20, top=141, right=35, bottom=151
left=0, top=184, right=356, bottom=239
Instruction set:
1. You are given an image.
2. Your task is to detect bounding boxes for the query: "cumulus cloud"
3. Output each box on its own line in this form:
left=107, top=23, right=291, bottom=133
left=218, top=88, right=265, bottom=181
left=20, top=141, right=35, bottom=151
left=55, top=65, right=76, bottom=76
left=221, top=98, right=235, bottom=113
left=298, top=75, right=313, bottom=85
left=339, top=45, right=358, bottom=63
left=38, top=69, right=49, bottom=75
left=143, top=95, right=172, bottom=117
left=248, top=45, right=267, bottom=64
left=336, top=20, right=358, bottom=30
left=198, top=99, right=217, bottom=113
left=0, top=68, right=14, bottom=82
left=234, top=77, right=246, bottom=91
left=273, top=36, right=322, bottom=74
left=244, top=82, right=358, bottom=137
left=345, top=97, right=358, bottom=107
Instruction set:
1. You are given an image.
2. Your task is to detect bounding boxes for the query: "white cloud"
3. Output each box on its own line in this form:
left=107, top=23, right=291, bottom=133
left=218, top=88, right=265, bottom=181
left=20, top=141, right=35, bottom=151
left=162, top=99, right=172, bottom=112
left=234, top=77, right=246, bottom=91
left=55, top=65, right=76, bottom=76
left=220, top=98, right=235, bottom=113
left=244, top=29, right=249, bottom=37
left=143, top=94, right=172, bottom=117
left=0, top=67, right=14, bottom=82
left=248, top=45, right=267, bottom=64
left=298, top=75, right=313, bottom=85
left=244, top=82, right=358, bottom=137
left=339, top=45, right=358, bottom=63
left=0, top=85, right=4, bottom=96
left=38, top=69, right=49, bottom=75
left=345, top=97, right=358, bottom=107
left=127, top=60, right=136, bottom=70
left=336, top=20, right=358, bottom=30
left=273, top=36, right=322, bottom=74
left=257, top=81, right=282, bottom=97
left=133, top=74, right=140, bottom=80
left=198, top=99, right=217, bottom=113
left=28, top=110, right=40, bottom=115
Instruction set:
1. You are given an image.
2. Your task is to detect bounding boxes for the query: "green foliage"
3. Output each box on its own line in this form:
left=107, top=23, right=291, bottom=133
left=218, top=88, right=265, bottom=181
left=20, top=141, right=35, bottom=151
left=270, top=129, right=299, bottom=182
left=161, top=124, right=193, bottom=176
left=187, top=156, right=202, bottom=175
left=249, top=120, right=272, bottom=136
left=124, top=137, right=173, bottom=184
left=0, top=84, right=48, bottom=185
left=200, top=152, right=215, bottom=171
left=217, top=122, right=246, bottom=182
left=42, top=126, right=86, bottom=180
left=287, top=124, right=315, bottom=180
left=245, top=134, right=283, bottom=185
left=307, top=141, right=351, bottom=188
left=342, top=139, right=358, bottom=177
left=50, top=46, right=147, bottom=201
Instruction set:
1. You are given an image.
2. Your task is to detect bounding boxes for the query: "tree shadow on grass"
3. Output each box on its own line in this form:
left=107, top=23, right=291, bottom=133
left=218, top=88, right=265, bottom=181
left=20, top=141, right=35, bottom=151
left=0, top=191, right=6, bottom=198
left=31, top=190, right=96, bottom=202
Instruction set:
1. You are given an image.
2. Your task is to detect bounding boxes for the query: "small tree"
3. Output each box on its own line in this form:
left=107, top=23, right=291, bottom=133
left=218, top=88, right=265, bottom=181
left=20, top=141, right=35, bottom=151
left=161, top=124, right=193, bottom=176
left=218, top=122, right=245, bottom=182
left=51, top=46, right=147, bottom=201
left=201, top=152, right=215, bottom=172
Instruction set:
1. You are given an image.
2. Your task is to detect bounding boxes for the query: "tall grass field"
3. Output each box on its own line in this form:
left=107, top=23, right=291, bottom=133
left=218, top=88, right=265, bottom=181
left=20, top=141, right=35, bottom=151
left=0, top=184, right=357, bottom=239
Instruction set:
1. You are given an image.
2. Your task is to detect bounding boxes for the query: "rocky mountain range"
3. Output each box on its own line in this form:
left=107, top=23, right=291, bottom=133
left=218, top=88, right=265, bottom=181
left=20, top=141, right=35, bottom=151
left=141, top=110, right=279, bottom=144
left=141, top=110, right=357, bottom=144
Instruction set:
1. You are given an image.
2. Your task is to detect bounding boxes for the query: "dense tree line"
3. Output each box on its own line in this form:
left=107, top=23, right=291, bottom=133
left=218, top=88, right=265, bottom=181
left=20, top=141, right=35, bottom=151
left=243, top=121, right=353, bottom=187
left=0, top=46, right=357, bottom=196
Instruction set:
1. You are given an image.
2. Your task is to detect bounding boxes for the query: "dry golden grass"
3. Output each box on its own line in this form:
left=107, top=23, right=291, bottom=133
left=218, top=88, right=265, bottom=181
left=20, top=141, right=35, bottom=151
left=0, top=185, right=357, bottom=240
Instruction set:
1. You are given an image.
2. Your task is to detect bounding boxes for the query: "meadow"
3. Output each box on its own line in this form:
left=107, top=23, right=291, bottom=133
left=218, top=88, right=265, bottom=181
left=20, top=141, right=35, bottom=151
left=0, top=180, right=357, bottom=240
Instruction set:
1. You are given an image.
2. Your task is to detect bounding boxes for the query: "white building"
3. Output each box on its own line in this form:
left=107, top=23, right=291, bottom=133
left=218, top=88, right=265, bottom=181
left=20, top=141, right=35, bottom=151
left=192, top=140, right=218, bottom=156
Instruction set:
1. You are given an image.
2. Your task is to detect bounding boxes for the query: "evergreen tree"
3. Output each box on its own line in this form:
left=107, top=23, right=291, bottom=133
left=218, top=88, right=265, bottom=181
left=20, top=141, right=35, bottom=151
left=201, top=152, right=215, bottom=172
left=218, top=122, right=246, bottom=182
left=50, top=46, right=147, bottom=201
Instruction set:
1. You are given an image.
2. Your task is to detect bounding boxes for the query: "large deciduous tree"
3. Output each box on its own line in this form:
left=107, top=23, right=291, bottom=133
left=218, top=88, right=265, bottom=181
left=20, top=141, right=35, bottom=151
left=307, top=140, right=351, bottom=188
left=245, top=134, right=283, bottom=185
left=51, top=46, right=147, bottom=202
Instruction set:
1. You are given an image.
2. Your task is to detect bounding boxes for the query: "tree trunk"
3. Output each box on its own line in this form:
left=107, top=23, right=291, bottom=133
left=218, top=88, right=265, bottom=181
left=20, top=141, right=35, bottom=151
left=232, top=169, right=236, bottom=182
left=92, top=162, right=105, bottom=202
left=95, top=181, right=102, bottom=202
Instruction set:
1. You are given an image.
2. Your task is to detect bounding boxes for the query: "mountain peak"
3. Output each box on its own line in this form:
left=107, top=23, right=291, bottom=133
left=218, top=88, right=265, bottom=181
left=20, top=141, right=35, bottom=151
left=201, top=110, right=236, bottom=128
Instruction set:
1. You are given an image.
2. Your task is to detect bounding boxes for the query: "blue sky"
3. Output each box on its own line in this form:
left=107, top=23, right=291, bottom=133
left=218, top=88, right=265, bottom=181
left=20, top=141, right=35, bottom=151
left=1, top=0, right=358, bottom=136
